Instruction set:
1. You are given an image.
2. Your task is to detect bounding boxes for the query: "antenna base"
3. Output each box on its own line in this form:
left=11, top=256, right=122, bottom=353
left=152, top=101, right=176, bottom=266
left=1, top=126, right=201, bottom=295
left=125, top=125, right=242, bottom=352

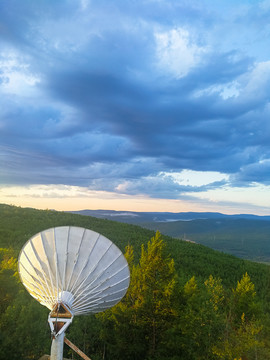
left=48, top=302, right=74, bottom=337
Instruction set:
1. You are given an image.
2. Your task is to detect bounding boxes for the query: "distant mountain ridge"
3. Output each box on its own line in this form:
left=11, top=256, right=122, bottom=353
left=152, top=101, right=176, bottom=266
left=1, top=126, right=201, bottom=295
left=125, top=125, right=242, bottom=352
left=68, top=210, right=270, bottom=262
left=68, top=209, right=270, bottom=223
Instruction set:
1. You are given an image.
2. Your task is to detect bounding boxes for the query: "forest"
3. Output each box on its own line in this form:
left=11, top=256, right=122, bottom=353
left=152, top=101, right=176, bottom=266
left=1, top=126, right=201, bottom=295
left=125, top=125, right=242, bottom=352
left=1, top=203, right=270, bottom=360
left=70, top=209, right=270, bottom=262
left=142, top=217, right=270, bottom=262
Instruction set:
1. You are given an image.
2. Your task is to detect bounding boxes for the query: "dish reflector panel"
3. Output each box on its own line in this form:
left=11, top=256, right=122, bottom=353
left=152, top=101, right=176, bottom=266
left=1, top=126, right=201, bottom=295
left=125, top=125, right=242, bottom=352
left=18, top=226, right=130, bottom=315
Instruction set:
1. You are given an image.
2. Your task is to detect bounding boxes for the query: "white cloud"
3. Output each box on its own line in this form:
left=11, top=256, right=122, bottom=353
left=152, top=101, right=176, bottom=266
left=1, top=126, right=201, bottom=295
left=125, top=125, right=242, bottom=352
left=163, top=170, right=229, bottom=187
left=155, top=28, right=206, bottom=78
left=239, top=61, right=270, bottom=99
left=0, top=53, right=40, bottom=96
left=194, top=61, right=270, bottom=101
left=194, top=80, right=241, bottom=99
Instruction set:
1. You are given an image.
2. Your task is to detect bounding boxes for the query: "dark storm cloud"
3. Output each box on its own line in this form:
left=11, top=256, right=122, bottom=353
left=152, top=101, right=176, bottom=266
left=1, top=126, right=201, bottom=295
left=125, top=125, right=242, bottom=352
left=1, top=0, right=270, bottom=197
left=231, top=160, right=270, bottom=186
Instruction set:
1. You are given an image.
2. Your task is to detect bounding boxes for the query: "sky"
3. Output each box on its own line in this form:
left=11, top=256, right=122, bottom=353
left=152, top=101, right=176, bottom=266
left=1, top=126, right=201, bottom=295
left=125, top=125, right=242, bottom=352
left=0, top=0, right=270, bottom=215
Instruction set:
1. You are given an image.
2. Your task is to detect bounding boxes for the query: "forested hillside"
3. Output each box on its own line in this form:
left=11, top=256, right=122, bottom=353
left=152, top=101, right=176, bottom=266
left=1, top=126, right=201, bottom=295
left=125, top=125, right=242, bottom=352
left=1, top=203, right=270, bottom=359
left=142, top=218, right=270, bottom=262
left=70, top=209, right=270, bottom=262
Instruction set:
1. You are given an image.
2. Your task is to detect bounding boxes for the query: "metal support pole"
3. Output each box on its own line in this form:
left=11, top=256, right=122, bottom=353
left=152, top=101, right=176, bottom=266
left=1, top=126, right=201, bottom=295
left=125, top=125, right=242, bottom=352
left=50, top=332, right=65, bottom=360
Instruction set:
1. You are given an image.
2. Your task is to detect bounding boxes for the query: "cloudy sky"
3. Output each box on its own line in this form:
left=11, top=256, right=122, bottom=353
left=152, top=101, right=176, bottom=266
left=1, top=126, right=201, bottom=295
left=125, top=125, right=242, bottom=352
left=0, top=0, right=270, bottom=214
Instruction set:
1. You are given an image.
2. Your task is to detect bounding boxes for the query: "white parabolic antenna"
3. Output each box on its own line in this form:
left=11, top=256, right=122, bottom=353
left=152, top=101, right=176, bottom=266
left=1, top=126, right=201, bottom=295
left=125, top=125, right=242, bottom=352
left=18, top=226, right=130, bottom=360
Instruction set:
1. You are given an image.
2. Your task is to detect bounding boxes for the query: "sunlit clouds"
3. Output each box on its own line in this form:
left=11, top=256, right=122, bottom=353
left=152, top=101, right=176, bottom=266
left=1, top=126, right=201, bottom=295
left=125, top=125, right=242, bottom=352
left=0, top=0, right=270, bottom=215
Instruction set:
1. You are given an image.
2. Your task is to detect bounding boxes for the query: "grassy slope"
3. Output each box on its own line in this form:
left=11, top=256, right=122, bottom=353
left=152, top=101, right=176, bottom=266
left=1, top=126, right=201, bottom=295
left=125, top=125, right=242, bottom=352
left=1, top=203, right=270, bottom=299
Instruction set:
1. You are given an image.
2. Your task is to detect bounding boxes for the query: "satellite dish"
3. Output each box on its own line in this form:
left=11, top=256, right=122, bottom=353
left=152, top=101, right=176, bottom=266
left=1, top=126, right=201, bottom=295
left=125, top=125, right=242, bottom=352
left=18, top=226, right=130, bottom=359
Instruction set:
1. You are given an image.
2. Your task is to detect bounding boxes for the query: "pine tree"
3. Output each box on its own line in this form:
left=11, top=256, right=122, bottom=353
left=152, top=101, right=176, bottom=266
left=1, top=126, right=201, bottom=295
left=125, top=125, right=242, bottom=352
left=213, top=273, right=264, bottom=360
left=99, top=231, right=177, bottom=360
